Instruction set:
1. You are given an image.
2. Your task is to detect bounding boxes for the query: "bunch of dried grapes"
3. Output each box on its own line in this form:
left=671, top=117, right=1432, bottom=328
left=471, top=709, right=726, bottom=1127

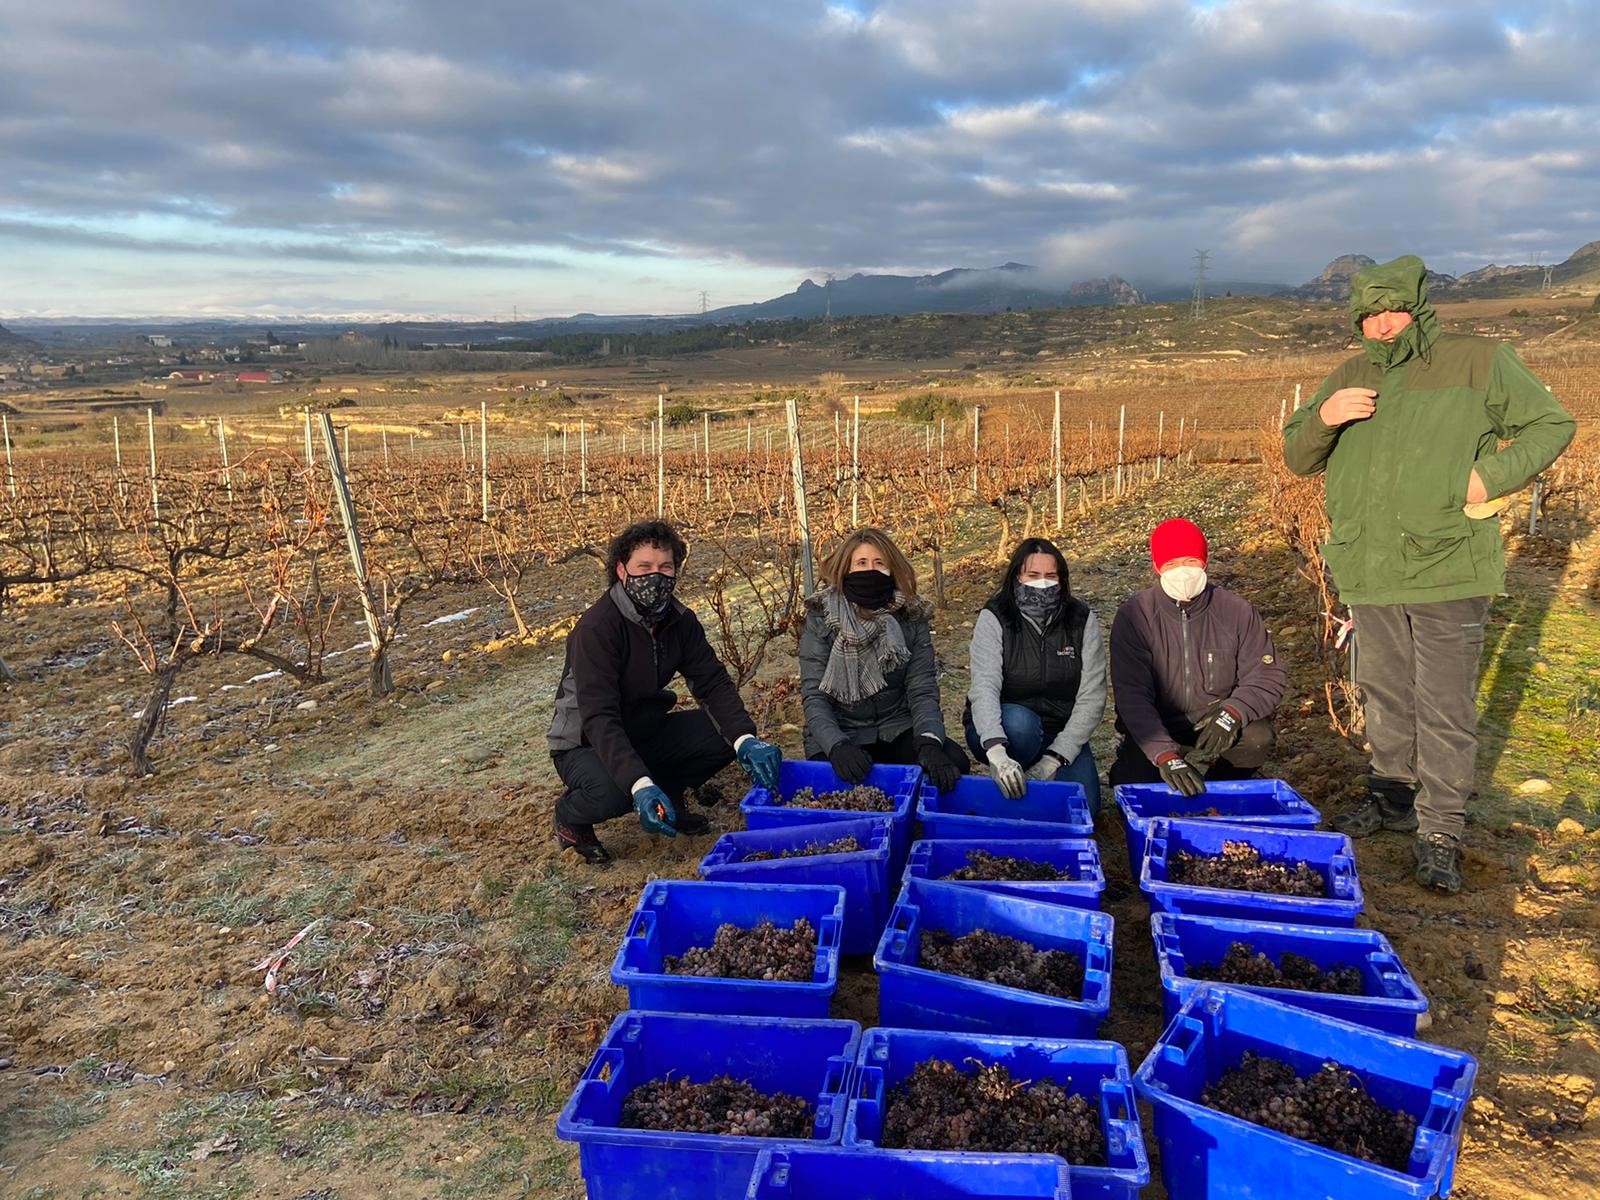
left=785, top=785, right=894, bottom=811
left=942, top=849, right=1069, bottom=882
left=922, top=929, right=1083, bottom=1000
left=1190, top=942, right=1363, bottom=995
left=1170, top=840, right=1326, bottom=897
left=1202, top=1052, right=1417, bottom=1171
left=621, top=1074, right=813, bottom=1138
left=663, top=918, right=816, bottom=982
left=1168, top=806, right=1222, bottom=818
left=882, top=1058, right=1105, bottom=1164
left=742, top=835, right=864, bottom=862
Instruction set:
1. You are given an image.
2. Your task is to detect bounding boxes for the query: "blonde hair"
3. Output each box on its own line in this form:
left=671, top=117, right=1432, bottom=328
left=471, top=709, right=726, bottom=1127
left=819, top=527, right=918, bottom=599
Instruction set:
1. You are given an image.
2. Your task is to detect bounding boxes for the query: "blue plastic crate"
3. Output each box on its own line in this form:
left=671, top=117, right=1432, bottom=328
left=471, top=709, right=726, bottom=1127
left=611, top=880, right=846, bottom=1018
left=1153, top=912, right=1430, bottom=1037
left=1132, top=987, right=1476, bottom=1200
left=917, top=775, right=1094, bottom=841
left=874, top=877, right=1113, bottom=1038
left=1114, top=778, right=1321, bottom=879
left=557, top=1010, right=861, bottom=1200
left=700, top=817, right=894, bottom=956
left=1140, top=818, right=1364, bottom=927
left=903, top=838, right=1105, bottom=910
left=844, top=1027, right=1148, bottom=1200
left=746, top=1146, right=1073, bottom=1199
left=742, top=760, right=921, bottom=872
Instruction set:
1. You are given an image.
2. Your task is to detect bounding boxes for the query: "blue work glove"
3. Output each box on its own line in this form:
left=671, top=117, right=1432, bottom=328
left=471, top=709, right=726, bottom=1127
left=633, top=784, right=678, bottom=837
left=737, top=737, right=783, bottom=794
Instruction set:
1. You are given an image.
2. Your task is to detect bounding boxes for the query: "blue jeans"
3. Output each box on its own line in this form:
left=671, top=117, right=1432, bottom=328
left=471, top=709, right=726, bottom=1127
left=964, top=704, right=1101, bottom=814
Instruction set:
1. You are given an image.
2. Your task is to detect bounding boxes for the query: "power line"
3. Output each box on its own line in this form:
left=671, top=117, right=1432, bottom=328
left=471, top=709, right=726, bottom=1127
left=1189, top=249, right=1210, bottom=320
left=698, top=290, right=709, bottom=314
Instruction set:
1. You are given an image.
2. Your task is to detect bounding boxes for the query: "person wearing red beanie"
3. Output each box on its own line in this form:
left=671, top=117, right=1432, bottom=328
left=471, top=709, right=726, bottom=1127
left=1108, top=518, right=1287, bottom=796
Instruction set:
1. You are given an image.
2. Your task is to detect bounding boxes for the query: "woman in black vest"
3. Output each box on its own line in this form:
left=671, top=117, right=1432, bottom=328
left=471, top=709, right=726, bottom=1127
left=965, top=538, right=1107, bottom=813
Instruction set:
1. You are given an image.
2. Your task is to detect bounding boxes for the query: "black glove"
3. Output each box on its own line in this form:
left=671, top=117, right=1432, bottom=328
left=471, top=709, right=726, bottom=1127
left=918, top=741, right=962, bottom=793
left=1193, top=704, right=1243, bottom=758
left=1156, top=752, right=1205, bottom=798
left=828, top=740, right=874, bottom=785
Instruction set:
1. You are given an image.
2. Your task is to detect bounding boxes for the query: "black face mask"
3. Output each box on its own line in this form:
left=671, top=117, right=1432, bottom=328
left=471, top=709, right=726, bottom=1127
left=622, top=571, right=677, bottom=616
left=1014, top=581, right=1060, bottom=620
left=842, top=569, right=895, bottom=610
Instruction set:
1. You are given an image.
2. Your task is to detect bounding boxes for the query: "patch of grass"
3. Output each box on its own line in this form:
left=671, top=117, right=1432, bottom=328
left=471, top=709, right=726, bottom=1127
left=279, top=872, right=358, bottom=925
left=358, top=1125, right=410, bottom=1165
left=19, top=1186, right=57, bottom=1200
left=510, top=868, right=576, bottom=970
left=398, top=906, right=481, bottom=936
left=189, top=891, right=270, bottom=927
left=476, top=875, right=510, bottom=903
left=439, top=1132, right=533, bottom=1199
left=46, top=1093, right=106, bottom=1138
left=1484, top=1027, right=1544, bottom=1066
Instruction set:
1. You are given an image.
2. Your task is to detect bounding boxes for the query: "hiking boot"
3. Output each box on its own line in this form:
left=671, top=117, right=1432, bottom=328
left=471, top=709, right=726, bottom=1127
left=1413, top=832, right=1464, bottom=894
left=556, top=819, right=612, bottom=866
left=675, top=811, right=711, bottom=837
left=1332, top=791, right=1419, bottom=837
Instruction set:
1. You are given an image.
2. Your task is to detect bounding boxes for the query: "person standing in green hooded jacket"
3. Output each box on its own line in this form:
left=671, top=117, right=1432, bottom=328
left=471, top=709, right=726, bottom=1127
left=1283, top=255, right=1575, bottom=895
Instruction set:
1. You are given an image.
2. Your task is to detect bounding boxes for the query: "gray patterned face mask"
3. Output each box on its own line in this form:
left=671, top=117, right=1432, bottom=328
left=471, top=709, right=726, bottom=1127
left=1015, top=580, right=1060, bottom=619
left=623, top=571, right=677, bottom=615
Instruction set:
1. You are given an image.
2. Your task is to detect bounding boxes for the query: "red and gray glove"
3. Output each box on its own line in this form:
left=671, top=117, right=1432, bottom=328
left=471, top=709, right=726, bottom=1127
left=1193, top=704, right=1243, bottom=758
left=1155, top=751, right=1205, bottom=797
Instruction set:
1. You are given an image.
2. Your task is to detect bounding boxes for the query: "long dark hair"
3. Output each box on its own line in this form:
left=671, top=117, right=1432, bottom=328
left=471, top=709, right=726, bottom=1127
left=985, top=538, right=1073, bottom=629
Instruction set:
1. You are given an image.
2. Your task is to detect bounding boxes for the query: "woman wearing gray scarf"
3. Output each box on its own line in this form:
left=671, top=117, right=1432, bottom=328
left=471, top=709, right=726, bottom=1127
left=798, top=528, right=969, bottom=792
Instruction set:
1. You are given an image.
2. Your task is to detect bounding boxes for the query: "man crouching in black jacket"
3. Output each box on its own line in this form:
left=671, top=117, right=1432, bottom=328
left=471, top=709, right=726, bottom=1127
left=547, top=519, right=784, bottom=865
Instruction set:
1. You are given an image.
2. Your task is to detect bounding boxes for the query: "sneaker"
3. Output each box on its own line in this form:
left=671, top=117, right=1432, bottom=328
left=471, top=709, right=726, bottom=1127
left=675, top=811, right=711, bottom=837
left=556, top=819, right=612, bottom=866
left=1413, top=832, right=1464, bottom=894
left=1332, top=793, right=1419, bottom=837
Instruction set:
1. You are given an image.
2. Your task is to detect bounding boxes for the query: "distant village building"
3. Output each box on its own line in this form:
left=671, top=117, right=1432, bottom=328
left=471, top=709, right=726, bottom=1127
left=236, top=370, right=282, bottom=384
left=144, top=334, right=173, bottom=348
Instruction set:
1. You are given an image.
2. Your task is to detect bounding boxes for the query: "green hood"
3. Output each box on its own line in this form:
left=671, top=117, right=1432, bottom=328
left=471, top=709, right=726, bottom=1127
left=1348, top=254, right=1441, bottom=369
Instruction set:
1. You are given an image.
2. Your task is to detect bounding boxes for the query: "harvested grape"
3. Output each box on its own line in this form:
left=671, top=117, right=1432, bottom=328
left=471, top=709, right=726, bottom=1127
left=1202, top=1051, right=1417, bottom=1171
left=942, top=848, right=1069, bottom=882
left=1170, top=840, right=1325, bottom=896
left=663, top=918, right=816, bottom=982
left=882, top=1059, right=1104, bottom=1164
left=1190, top=942, right=1363, bottom=995
left=742, top=835, right=864, bottom=862
left=621, top=1074, right=812, bottom=1138
left=785, top=785, right=893, bottom=811
left=922, top=928, right=1083, bottom=1000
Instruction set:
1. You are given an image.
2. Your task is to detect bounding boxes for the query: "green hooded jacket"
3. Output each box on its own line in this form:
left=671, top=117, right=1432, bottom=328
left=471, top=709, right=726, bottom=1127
left=1282, top=255, right=1576, bottom=606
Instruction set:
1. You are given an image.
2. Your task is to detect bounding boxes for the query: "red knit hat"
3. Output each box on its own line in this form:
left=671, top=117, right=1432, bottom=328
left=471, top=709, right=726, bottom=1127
left=1150, top=518, right=1208, bottom=570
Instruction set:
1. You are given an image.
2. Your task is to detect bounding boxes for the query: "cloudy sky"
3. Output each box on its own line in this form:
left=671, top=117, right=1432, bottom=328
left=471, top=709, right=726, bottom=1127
left=1, top=0, right=1595, bottom=320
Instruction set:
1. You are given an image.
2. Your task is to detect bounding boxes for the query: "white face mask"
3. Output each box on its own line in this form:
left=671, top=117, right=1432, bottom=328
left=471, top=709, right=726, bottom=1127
left=1159, top=565, right=1207, bottom=602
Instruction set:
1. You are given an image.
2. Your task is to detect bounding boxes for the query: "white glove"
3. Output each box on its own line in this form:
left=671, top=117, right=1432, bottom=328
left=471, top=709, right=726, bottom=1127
left=985, top=745, right=1027, bottom=799
left=1026, top=752, right=1063, bottom=782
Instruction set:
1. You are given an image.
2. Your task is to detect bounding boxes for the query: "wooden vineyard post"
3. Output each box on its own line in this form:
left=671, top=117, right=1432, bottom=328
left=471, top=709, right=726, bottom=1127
left=146, top=407, right=160, bottom=520
left=703, top=411, right=711, bottom=502
left=1054, top=391, right=1063, bottom=531
left=657, top=394, right=666, bottom=517
left=343, top=425, right=350, bottom=463
left=2, top=413, right=15, bottom=500
left=580, top=419, right=589, bottom=498
left=304, top=410, right=315, bottom=467
left=786, top=397, right=815, bottom=597
left=218, top=417, right=233, bottom=502
left=319, top=413, right=390, bottom=696
left=382, top=429, right=390, bottom=468
left=1116, top=405, right=1126, bottom=497
left=851, top=395, right=861, bottom=527
left=1529, top=478, right=1544, bottom=536
left=481, top=401, right=491, bottom=519
left=972, top=405, right=981, bottom=496
left=114, top=416, right=127, bottom=502
left=1156, top=411, right=1165, bottom=481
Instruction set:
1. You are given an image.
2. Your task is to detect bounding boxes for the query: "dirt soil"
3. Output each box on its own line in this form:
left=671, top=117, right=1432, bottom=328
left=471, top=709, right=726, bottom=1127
left=1, top=464, right=1597, bottom=1199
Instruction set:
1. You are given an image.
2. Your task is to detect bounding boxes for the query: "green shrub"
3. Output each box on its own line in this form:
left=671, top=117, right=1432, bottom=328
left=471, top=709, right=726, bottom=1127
left=895, top=392, right=967, bottom=422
